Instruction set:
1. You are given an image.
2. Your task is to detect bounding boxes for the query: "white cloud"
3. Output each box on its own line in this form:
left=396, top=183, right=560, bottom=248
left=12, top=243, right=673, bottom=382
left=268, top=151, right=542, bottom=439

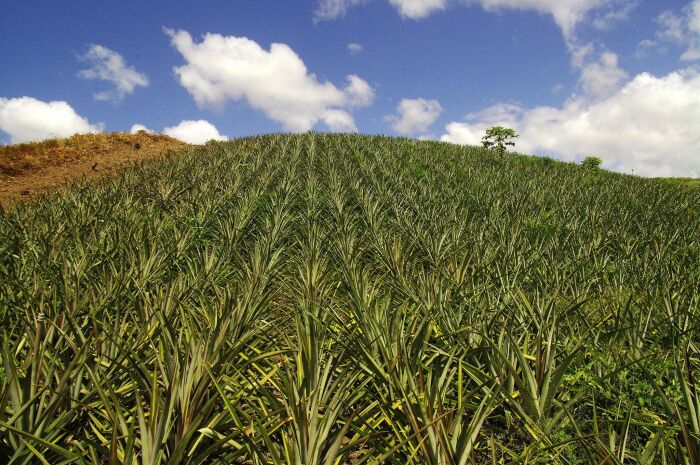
left=388, top=0, right=447, bottom=19
left=441, top=69, right=700, bottom=177
left=322, top=109, right=358, bottom=131
left=130, top=124, right=154, bottom=134
left=315, top=0, right=627, bottom=38
left=163, top=120, right=228, bottom=144
left=348, top=42, right=363, bottom=54
left=442, top=103, right=520, bottom=147
left=132, top=121, right=231, bottom=141
left=166, top=29, right=374, bottom=132
left=386, top=98, right=443, bottom=135
left=474, top=0, right=614, bottom=38
left=682, top=0, right=700, bottom=60
left=656, top=10, right=686, bottom=42
left=0, top=96, right=103, bottom=144
left=683, top=47, right=700, bottom=62
left=314, top=0, right=368, bottom=22
left=591, top=0, right=638, bottom=30
left=635, top=39, right=667, bottom=59
left=638, top=1, right=700, bottom=62
left=690, top=0, right=700, bottom=33
left=344, top=74, right=375, bottom=107
left=578, top=51, right=627, bottom=100
left=78, top=45, right=148, bottom=102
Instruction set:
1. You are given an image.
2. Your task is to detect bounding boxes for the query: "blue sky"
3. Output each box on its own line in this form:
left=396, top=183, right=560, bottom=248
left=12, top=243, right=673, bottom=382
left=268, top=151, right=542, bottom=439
left=1, top=0, right=699, bottom=176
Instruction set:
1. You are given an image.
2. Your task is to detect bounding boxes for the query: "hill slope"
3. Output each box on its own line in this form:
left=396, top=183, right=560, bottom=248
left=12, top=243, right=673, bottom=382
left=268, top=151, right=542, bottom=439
left=0, top=132, right=186, bottom=207
left=1, top=133, right=699, bottom=463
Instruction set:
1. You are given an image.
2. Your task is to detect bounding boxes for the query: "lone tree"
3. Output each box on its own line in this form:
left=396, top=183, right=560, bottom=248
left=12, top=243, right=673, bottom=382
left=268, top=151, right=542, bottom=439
left=482, top=126, right=518, bottom=155
left=581, top=156, right=603, bottom=170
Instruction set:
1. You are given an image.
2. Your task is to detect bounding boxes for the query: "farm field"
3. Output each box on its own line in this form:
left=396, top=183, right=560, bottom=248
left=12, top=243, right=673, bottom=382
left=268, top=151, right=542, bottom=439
left=1, top=133, right=699, bottom=464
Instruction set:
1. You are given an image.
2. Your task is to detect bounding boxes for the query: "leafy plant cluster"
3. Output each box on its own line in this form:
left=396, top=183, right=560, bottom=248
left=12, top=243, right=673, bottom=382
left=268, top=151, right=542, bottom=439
left=0, top=134, right=698, bottom=464
left=581, top=157, right=603, bottom=170
left=481, top=126, right=518, bottom=156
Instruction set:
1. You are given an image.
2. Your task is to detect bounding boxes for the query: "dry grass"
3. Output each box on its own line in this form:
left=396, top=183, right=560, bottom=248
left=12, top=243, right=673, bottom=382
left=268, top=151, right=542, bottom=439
left=0, top=131, right=187, bottom=207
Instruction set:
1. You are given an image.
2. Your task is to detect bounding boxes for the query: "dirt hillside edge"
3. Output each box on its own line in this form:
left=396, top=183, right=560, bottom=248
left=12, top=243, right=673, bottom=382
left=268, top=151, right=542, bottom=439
left=1, top=132, right=188, bottom=208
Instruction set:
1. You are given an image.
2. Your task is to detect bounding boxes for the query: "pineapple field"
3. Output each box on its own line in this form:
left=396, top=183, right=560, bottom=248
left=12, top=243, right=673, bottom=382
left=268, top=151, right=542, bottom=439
left=1, top=133, right=699, bottom=464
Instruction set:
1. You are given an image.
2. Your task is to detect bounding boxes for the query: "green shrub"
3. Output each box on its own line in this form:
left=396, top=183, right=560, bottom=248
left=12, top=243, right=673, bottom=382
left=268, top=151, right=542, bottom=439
left=581, top=156, right=603, bottom=170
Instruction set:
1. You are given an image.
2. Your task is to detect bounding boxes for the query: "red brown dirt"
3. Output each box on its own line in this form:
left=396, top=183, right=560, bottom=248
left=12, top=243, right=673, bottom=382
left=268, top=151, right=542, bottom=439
left=0, top=132, right=188, bottom=208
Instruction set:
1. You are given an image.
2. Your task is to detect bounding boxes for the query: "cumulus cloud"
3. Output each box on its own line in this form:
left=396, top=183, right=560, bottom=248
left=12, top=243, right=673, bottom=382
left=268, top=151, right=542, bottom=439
left=322, top=109, right=358, bottom=131
left=163, top=120, right=228, bottom=144
left=386, top=98, right=443, bottom=135
left=0, top=96, right=103, bottom=144
left=441, top=69, right=700, bottom=177
left=578, top=51, right=627, bottom=100
left=166, top=29, right=374, bottom=132
left=78, top=45, right=148, bottom=102
left=131, top=121, right=230, bottom=142
left=130, top=124, right=154, bottom=134
left=441, top=103, right=520, bottom=147
left=348, top=42, right=363, bottom=54
left=344, top=74, right=375, bottom=107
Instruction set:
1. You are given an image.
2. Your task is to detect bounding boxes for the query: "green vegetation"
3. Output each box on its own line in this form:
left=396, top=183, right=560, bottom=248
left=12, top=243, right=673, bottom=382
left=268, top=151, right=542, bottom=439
left=1, top=133, right=699, bottom=464
left=481, top=126, right=518, bottom=155
left=581, top=156, right=603, bottom=170
left=658, top=177, right=700, bottom=189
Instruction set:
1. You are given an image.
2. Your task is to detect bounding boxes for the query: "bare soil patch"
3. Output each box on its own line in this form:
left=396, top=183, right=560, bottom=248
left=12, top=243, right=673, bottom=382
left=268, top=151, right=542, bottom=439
left=0, top=132, right=187, bottom=208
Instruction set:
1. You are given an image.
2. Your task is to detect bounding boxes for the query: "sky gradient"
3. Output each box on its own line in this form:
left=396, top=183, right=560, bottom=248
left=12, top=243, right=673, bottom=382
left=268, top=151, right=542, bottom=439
left=1, top=0, right=699, bottom=176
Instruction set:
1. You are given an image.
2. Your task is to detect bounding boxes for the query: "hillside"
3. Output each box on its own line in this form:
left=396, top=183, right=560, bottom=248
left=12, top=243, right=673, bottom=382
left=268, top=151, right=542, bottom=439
left=0, top=132, right=186, bottom=207
left=1, top=133, right=699, bottom=464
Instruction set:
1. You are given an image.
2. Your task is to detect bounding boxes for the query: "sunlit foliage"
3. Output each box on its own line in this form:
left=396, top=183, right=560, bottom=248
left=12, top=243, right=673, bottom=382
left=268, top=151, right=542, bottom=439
left=1, top=134, right=698, bottom=464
